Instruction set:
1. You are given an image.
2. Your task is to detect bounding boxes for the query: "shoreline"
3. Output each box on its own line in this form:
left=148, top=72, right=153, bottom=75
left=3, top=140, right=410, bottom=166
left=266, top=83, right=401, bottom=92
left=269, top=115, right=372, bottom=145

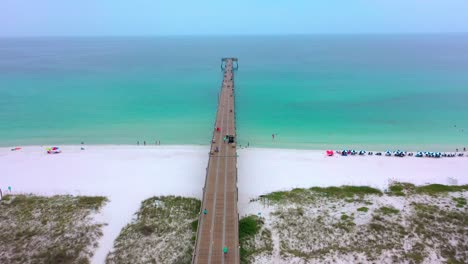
left=1, top=143, right=467, bottom=153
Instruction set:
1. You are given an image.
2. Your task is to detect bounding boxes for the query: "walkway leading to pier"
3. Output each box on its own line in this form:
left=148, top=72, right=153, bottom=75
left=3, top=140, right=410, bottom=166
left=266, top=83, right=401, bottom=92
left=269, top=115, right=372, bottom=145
left=192, top=58, right=239, bottom=264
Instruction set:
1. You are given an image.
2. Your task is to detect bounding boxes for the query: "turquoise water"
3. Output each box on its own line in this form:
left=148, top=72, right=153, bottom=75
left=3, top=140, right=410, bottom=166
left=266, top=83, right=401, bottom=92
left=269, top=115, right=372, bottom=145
left=1, top=35, right=467, bottom=150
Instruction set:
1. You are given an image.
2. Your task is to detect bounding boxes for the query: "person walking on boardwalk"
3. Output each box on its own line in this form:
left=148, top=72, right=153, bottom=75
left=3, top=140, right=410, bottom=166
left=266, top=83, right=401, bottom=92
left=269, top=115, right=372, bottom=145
left=223, top=247, right=228, bottom=255
left=203, top=208, right=208, bottom=215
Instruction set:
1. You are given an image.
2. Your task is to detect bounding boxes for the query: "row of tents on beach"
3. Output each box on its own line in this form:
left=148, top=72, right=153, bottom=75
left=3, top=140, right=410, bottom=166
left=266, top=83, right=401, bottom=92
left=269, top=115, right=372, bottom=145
left=326, top=149, right=465, bottom=158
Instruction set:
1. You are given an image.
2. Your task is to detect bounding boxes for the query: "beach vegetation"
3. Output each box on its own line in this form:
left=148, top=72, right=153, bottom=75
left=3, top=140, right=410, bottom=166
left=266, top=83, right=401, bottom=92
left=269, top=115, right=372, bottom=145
left=335, top=214, right=355, bottom=232
left=0, top=194, right=107, bottom=264
left=191, top=219, right=199, bottom=232
left=388, top=182, right=468, bottom=196
left=106, top=196, right=200, bottom=264
left=261, top=185, right=381, bottom=205
left=415, top=184, right=468, bottom=195
left=239, top=215, right=260, bottom=241
left=310, top=186, right=382, bottom=198
left=377, top=206, right=400, bottom=215
left=239, top=215, right=273, bottom=264
left=261, top=188, right=313, bottom=204
left=388, top=182, right=416, bottom=196
left=357, top=207, right=369, bottom=212
left=452, top=197, right=466, bottom=208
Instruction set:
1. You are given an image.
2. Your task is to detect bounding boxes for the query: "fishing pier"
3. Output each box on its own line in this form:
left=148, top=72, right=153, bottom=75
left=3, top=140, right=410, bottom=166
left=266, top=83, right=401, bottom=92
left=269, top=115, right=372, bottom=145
left=192, top=58, right=240, bottom=264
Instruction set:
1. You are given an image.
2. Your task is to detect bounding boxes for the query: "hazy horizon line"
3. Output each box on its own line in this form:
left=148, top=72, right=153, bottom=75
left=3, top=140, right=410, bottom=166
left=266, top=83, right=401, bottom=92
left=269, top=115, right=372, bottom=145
left=1, top=32, right=468, bottom=39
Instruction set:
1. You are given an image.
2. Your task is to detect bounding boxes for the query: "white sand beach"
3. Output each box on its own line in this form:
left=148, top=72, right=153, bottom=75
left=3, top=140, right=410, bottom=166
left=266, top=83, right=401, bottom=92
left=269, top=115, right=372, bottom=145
left=237, top=148, right=468, bottom=216
left=1, top=145, right=467, bottom=263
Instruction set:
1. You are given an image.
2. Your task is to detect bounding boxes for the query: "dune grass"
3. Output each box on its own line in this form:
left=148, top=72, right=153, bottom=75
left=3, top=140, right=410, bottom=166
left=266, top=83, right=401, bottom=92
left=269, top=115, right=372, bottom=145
left=106, top=196, right=200, bottom=264
left=239, top=216, right=261, bottom=241
left=239, top=215, right=273, bottom=264
left=310, top=186, right=382, bottom=197
left=377, top=206, right=400, bottom=215
left=415, top=184, right=468, bottom=195
left=261, top=186, right=382, bottom=204
left=0, top=194, right=107, bottom=264
left=452, top=197, right=466, bottom=208
left=357, top=207, right=369, bottom=212
left=388, top=182, right=468, bottom=196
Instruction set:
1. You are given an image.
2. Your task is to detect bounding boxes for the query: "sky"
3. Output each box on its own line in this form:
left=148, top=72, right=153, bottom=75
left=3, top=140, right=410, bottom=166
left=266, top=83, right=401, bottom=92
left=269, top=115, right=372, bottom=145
left=1, top=0, right=468, bottom=36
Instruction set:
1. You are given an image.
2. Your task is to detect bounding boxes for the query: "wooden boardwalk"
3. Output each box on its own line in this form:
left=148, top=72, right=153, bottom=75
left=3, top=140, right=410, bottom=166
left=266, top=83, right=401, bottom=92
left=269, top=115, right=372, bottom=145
left=192, top=58, right=239, bottom=264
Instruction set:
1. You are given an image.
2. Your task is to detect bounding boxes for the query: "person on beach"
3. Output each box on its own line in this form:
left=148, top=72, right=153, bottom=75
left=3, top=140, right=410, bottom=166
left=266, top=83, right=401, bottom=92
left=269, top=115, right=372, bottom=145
left=272, top=134, right=275, bottom=140
left=137, top=141, right=139, bottom=146
left=247, top=142, right=250, bottom=147
left=144, top=141, right=146, bottom=146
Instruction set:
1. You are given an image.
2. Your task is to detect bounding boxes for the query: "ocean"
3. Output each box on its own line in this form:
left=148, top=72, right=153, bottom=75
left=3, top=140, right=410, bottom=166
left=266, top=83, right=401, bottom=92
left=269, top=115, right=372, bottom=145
left=1, top=35, right=467, bottom=150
